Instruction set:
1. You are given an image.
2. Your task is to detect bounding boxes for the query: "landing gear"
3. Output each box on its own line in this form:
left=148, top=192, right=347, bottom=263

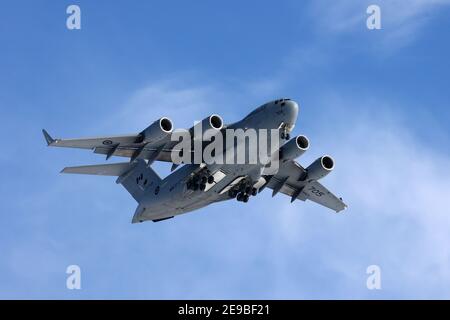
left=236, top=192, right=250, bottom=202
left=280, top=123, right=290, bottom=140
left=228, top=189, right=238, bottom=198
left=281, top=132, right=290, bottom=140
left=231, top=180, right=259, bottom=203
left=187, top=170, right=215, bottom=191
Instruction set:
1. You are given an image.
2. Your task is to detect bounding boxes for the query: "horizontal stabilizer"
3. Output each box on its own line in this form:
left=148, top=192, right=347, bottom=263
left=61, top=162, right=133, bottom=176
left=152, top=216, right=174, bottom=223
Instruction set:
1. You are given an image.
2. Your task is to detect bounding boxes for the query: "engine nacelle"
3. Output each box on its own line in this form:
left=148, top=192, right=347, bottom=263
left=190, top=114, right=224, bottom=139
left=138, top=117, right=173, bottom=144
left=305, top=155, right=334, bottom=181
left=279, top=135, right=309, bottom=162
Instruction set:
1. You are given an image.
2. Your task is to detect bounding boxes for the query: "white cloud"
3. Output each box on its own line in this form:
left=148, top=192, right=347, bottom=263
left=308, top=0, right=450, bottom=50
left=98, top=79, right=247, bottom=135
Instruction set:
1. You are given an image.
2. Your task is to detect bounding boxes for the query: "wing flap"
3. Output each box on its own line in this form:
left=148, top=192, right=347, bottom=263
left=93, top=146, right=183, bottom=162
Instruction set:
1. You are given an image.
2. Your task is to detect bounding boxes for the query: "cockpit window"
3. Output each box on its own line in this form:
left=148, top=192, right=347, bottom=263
left=276, top=98, right=291, bottom=104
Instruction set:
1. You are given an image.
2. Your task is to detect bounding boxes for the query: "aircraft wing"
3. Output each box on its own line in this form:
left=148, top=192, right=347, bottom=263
left=265, top=160, right=347, bottom=213
left=42, top=129, right=184, bottom=163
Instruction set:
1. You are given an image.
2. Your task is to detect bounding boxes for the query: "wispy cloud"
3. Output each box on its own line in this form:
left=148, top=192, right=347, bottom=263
left=307, top=0, right=450, bottom=50
left=97, top=78, right=255, bottom=136
left=279, top=92, right=450, bottom=298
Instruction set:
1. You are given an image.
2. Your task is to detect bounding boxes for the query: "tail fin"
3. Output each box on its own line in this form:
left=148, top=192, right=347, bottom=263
left=116, top=160, right=161, bottom=201
left=61, top=159, right=161, bottom=202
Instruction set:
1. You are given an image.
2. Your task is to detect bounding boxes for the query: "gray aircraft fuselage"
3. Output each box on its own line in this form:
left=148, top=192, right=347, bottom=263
left=133, top=99, right=299, bottom=222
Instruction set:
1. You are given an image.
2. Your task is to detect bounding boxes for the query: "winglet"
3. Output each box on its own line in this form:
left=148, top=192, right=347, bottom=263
left=42, top=129, right=55, bottom=146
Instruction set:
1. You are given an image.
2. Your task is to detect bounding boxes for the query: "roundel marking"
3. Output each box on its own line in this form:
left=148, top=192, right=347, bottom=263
left=103, top=140, right=113, bottom=145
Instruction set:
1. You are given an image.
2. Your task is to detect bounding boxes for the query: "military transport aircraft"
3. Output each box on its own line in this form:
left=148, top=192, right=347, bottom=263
left=43, top=98, right=347, bottom=223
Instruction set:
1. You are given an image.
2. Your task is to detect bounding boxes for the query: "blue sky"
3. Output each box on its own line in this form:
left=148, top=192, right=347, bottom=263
left=1, top=0, right=450, bottom=299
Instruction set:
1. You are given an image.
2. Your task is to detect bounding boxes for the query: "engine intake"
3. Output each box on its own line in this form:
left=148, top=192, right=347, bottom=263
left=138, top=117, right=174, bottom=144
left=305, top=155, right=334, bottom=181
left=190, top=114, right=224, bottom=139
left=279, top=135, right=309, bottom=161
left=209, top=114, right=223, bottom=130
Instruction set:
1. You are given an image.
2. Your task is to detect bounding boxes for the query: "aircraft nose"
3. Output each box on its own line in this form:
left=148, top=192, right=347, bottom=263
left=282, top=100, right=299, bottom=129
left=284, top=100, right=299, bottom=114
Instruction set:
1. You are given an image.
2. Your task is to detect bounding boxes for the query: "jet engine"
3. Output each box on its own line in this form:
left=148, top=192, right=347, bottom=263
left=137, top=117, right=173, bottom=144
left=305, top=155, right=334, bottom=181
left=279, top=135, right=309, bottom=162
left=190, top=114, right=224, bottom=139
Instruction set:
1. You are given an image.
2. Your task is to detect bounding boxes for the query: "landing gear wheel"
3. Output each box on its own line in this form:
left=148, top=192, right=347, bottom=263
left=200, top=183, right=206, bottom=191
left=201, top=176, right=207, bottom=184
left=243, top=194, right=249, bottom=203
left=237, top=193, right=244, bottom=202
left=285, top=133, right=290, bottom=140
left=251, top=188, right=257, bottom=196
left=207, top=175, right=214, bottom=184
left=281, top=132, right=285, bottom=139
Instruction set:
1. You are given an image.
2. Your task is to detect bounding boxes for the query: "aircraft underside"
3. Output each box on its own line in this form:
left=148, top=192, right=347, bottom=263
left=43, top=98, right=347, bottom=223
